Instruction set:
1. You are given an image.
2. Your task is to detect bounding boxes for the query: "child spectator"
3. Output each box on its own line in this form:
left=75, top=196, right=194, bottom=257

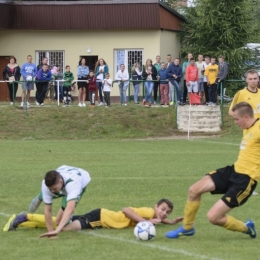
left=157, top=62, right=169, bottom=106
left=87, top=70, right=97, bottom=107
left=54, top=65, right=63, bottom=102
left=102, top=73, right=112, bottom=107
left=63, top=65, right=74, bottom=106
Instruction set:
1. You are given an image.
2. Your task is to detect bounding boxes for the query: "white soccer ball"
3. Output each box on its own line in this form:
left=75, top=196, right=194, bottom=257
left=134, top=221, right=156, bottom=241
left=26, top=76, right=32, bottom=81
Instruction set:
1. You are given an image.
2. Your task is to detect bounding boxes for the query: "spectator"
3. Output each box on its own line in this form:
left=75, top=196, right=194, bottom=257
left=63, top=65, right=74, bottom=106
left=87, top=70, right=97, bottom=107
left=131, top=62, right=142, bottom=104
left=36, top=57, right=48, bottom=104
left=54, top=65, right=63, bottom=102
left=153, top=55, right=162, bottom=104
left=217, top=55, right=228, bottom=96
left=2, top=56, right=21, bottom=105
left=44, top=65, right=56, bottom=102
left=20, top=55, right=37, bottom=108
left=95, top=58, right=109, bottom=106
left=182, top=53, right=193, bottom=105
left=102, top=73, right=112, bottom=107
left=167, top=58, right=183, bottom=105
left=196, top=54, right=206, bottom=103
left=186, top=58, right=198, bottom=104
left=77, top=58, right=89, bottom=107
left=166, top=54, right=174, bottom=105
left=142, top=59, right=157, bottom=106
left=205, top=57, right=219, bottom=106
left=36, top=64, right=52, bottom=106
left=203, top=56, right=211, bottom=104
left=115, top=64, right=129, bottom=106
left=157, top=62, right=169, bottom=106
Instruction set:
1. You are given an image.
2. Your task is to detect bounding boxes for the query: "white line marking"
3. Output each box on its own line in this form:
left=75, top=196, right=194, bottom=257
left=82, top=231, right=225, bottom=260
left=191, top=139, right=239, bottom=146
left=0, top=212, right=11, bottom=217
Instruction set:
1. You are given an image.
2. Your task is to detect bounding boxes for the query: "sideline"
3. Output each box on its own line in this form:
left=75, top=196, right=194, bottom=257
left=82, top=231, right=225, bottom=260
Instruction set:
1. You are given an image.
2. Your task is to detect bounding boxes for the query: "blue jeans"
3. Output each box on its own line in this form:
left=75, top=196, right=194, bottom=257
left=97, top=81, right=103, bottom=102
left=170, top=80, right=182, bottom=102
left=119, top=82, right=128, bottom=104
left=134, top=83, right=140, bottom=103
left=144, top=81, right=154, bottom=102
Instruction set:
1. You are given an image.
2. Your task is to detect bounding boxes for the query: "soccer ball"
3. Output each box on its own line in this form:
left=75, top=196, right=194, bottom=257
left=26, top=75, right=32, bottom=81
left=134, top=221, right=156, bottom=241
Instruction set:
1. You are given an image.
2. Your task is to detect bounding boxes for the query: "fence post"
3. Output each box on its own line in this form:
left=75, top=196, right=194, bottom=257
left=220, top=82, right=224, bottom=126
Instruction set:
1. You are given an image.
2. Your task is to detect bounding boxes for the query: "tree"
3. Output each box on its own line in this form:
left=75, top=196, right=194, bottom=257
left=180, top=0, right=257, bottom=80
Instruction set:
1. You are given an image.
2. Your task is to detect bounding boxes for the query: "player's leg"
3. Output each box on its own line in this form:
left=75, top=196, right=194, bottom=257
left=166, top=175, right=215, bottom=239
left=29, top=191, right=43, bottom=213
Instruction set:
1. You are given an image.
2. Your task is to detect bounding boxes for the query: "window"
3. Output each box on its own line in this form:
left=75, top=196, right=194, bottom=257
left=114, top=49, right=143, bottom=77
left=35, top=51, right=64, bottom=72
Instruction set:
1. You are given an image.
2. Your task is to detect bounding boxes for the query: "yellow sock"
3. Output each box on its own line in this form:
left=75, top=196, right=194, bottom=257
left=18, top=214, right=57, bottom=229
left=223, top=215, right=247, bottom=232
left=183, top=201, right=201, bottom=230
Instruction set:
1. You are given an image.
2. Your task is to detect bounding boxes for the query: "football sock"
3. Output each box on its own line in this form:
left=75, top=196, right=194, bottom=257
left=183, top=201, right=201, bottom=230
left=37, top=192, right=43, bottom=201
left=19, top=214, right=57, bottom=229
left=223, top=215, right=247, bottom=232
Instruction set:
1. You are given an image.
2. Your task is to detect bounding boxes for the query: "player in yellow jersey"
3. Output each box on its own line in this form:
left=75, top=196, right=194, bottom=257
left=166, top=102, right=259, bottom=239
left=4, top=199, right=183, bottom=235
left=229, top=69, right=260, bottom=118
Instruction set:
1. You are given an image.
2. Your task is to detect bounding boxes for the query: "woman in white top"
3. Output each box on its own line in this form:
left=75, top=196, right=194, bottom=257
left=131, top=62, right=142, bottom=104
left=95, top=58, right=109, bottom=106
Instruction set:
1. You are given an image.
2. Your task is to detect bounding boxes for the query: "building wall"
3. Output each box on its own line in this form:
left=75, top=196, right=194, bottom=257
left=0, top=29, right=179, bottom=98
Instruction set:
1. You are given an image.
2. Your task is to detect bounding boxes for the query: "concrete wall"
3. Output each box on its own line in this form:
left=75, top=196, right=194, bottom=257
left=0, top=29, right=180, bottom=98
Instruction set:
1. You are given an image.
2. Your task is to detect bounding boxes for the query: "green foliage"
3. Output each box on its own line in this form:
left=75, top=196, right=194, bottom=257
left=180, top=0, right=257, bottom=78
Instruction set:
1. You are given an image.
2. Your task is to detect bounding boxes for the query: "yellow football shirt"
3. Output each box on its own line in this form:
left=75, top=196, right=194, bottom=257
left=100, top=207, right=155, bottom=228
left=229, top=88, right=260, bottom=118
left=234, top=119, right=260, bottom=181
left=204, top=64, right=219, bottom=84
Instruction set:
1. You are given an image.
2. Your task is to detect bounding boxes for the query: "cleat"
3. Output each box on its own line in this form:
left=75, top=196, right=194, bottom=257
left=29, top=197, right=42, bottom=213
left=3, top=212, right=27, bottom=232
left=165, top=225, right=195, bottom=239
left=3, top=214, right=16, bottom=231
left=244, top=219, right=257, bottom=238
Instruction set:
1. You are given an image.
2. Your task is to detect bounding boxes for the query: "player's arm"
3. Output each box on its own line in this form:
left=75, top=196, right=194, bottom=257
left=44, top=204, right=54, bottom=232
left=122, top=207, right=146, bottom=222
left=161, top=216, right=183, bottom=225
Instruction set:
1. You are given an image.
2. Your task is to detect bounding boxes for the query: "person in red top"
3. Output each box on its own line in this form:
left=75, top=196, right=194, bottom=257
left=87, top=70, right=97, bottom=107
left=186, top=58, right=198, bottom=103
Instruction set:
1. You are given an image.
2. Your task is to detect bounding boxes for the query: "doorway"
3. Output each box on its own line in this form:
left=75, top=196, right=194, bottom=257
left=0, top=56, right=11, bottom=101
left=80, top=55, right=98, bottom=101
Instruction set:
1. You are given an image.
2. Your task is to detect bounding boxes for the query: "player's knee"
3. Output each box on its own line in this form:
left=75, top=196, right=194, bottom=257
left=207, top=211, right=220, bottom=225
left=188, top=185, right=199, bottom=199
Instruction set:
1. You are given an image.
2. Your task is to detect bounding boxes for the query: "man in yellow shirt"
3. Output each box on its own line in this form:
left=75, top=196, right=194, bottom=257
left=229, top=69, right=260, bottom=118
left=204, top=57, right=219, bottom=106
left=4, top=199, right=183, bottom=234
left=166, top=102, right=259, bottom=239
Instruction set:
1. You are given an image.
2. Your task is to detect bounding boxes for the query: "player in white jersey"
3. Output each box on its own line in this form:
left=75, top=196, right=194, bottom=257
left=29, top=165, right=91, bottom=237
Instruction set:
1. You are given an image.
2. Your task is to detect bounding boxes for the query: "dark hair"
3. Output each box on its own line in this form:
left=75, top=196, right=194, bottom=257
left=204, top=56, right=210, bottom=59
left=79, top=58, right=86, bottom=66
left=211, top=57, right=216, bottom=60
left=89, top=70, right=94, bottom=73
left=157, top=198, right=174, bottom=211
left=232, top=102, right=254, bottom=118
left=190, top=58, right=195, bottom=61
left=65, top=65, right=70, bottom=69
left=218, top=55, right=224, bottom=59
left=9, top=56, right=17, bottom=63
left=45, top=170, right=61, bottom=187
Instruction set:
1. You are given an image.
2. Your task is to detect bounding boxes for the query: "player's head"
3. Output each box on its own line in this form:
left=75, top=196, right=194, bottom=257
left=245, top=69, right=259, bottom=89
left=45, top=170, right=63, bottom=193
left=231, top=102, right=255, bottom=129
left=154, top=199, right=173, bottom=220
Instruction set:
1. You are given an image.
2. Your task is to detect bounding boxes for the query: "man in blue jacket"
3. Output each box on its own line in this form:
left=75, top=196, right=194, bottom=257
left=167, top=58, right=183, bottom=105
left=36, top=64, right=52, bottom=106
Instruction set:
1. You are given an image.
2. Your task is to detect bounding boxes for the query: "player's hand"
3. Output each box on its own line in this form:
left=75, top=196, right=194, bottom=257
left=171, top=216, right=183, bottom=224
left=149, top=218, right=162, bottom=225
left=39, top=230, right=59, bottom=238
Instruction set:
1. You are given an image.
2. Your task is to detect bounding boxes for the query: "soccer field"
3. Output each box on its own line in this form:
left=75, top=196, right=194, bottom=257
left=0, top=138, right=259, bottom=260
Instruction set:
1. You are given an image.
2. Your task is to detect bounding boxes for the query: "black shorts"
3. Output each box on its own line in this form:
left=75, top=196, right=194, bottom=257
left=72, top=208, right=102, bottom=230
left=78, top=77, right=88, bottom=89
left=207, top=165, right=257, bottom=208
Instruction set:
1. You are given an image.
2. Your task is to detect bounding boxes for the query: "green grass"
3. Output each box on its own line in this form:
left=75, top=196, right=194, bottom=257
left=0, top=137, right=259, bottom=260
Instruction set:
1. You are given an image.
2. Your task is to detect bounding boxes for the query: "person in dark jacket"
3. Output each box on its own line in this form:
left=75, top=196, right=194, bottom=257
left=167, top=58, right=183, bottom=105
left=142, top=59, right=157, bottom=106
left=216, top=55, right=228, bottom=95
left=36, top=64, right=52, bottom=106
left=87, top=70, right=97, bottom=107
left=2, top=56, right=21, bottom=105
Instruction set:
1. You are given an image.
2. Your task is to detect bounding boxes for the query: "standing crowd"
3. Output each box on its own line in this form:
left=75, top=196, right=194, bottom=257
left=2, top=53, right=228, bottom=108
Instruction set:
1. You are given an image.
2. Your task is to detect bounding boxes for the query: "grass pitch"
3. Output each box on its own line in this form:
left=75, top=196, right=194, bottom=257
left=0, top=137, right=259, bottom=260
